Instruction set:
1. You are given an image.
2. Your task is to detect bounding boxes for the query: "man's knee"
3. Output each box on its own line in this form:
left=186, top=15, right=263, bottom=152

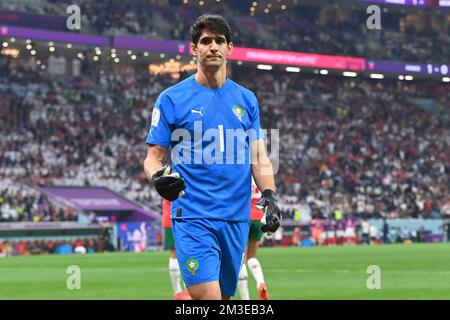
left=187, top=281, right=221, bottom=300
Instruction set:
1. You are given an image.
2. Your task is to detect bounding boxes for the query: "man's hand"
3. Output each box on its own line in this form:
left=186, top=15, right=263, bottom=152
left=152, top=165, right=186, bottom=201
left=255, top=189, right=281, bottom=235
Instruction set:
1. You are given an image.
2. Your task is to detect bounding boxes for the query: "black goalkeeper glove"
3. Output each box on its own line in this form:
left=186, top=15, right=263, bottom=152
left=255, top=189, right=282, bottom=235
left=152, top=165, right=186, bottom=201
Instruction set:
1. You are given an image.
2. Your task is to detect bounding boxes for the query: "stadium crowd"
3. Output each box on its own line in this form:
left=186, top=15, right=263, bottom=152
left=238, top=69, right=449, bottom=221
left=0, top=180, right=78, bottom=222
left=0, top=0, right=448, bottom=64
left=1, top=54, right=448, bottom=224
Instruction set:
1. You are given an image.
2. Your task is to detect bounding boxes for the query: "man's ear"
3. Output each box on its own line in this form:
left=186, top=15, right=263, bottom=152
left=190, top=42, right=198, bottom=56
left=226, top=41, right=233, bottom=57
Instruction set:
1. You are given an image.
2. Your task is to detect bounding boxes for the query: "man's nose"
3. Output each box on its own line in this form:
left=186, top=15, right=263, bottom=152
left=210, top=40, right=219, bottom=51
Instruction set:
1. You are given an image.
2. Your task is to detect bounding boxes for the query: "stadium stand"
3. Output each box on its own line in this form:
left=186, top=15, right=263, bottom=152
left=0, top=0, right=448, bottom=63
left=1, top=61, right=448, bottom=223
left=0, top=1, right=448, bottom=255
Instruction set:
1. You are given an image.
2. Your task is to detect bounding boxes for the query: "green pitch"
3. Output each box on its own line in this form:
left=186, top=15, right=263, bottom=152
left=1, top=243, right=450, bottom=299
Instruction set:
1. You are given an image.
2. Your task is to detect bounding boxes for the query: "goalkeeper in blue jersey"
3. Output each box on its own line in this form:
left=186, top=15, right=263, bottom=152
left=143, top=14, right=280, bottom=300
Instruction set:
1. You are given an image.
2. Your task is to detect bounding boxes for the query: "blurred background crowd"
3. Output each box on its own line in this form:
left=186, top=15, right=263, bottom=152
left=0, top=0, right=448, bottom=63
left=1, top=63, right=448, bottom=223
left=0, top=0, right=448, bottom=255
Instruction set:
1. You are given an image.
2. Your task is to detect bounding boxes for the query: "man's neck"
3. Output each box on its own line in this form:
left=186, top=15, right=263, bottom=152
left=195, top=66, right=227, bottom=89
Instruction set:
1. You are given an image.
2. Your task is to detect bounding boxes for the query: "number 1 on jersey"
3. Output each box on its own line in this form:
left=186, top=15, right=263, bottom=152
left=218, top=125, right=224, bottom=152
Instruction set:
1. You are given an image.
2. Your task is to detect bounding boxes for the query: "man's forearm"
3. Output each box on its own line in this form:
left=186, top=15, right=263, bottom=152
left=251, top=161, right=276, bottom=193
left=253, top=158, right=282, bottom=234
left=144, top=158, right=163, bottom=183
left=143, top=145, right=166, bottom=184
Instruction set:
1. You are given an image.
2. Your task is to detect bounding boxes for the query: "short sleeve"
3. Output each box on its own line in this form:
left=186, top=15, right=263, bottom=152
left=146, top=93, right=175, bottom=148
left=248, top=92, right=265, bottom=142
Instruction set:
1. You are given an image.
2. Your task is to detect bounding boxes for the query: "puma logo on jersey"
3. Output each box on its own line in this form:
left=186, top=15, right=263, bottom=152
left=191, top=107, right=204, bottom=117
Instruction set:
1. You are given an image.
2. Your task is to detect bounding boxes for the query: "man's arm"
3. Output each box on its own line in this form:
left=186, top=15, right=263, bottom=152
left=143, top=144, right=167, bottom=183
left=250, top=139, right=281, bottom=234
left=250, top=139, right=275, bottom=192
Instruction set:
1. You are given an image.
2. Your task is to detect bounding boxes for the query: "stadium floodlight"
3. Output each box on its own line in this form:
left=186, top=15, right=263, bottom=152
left=49, top=47, right=55, bottom=52
left=405, top=75, right=414, bottom=81
left=144, top=52, right=149, bottom=57
left=111, top=53, right=117, bottom=58
left=26, top=44, right=32, bottom=50
left=131, top=54, right=137, bottom=60
left=257, top=64, right=272, bottom=70
left=343, top=71, right=357, bottom=77
left=160, top=53, right=165, bottom=58
left=77, top=53, right=84, bottom=59
left=67, top=43, right=72, bottom=48
left=320, top=69, right=328, bottom=75
left=40, top=65, right=46, bottom=69
left=93, top=56, right=99, bottom=61
left=443, top=77, right=450, bottom=83
left=48, top=41, right=54, bottom=46
left=10, top=37, right=15, bottom=43
left=30, top=50, right=36, bottom=55
left=286, top=67, right=300, bottom=73
left=370, top=73, right=384, bottom=79
left=398, top=75, right=405, bottom=80
left=111, top=48, right=116, bottom=53
left=36, top=60, right=41, bottom=65
left=127, top=50, right=133, bottom=55
left=25, top=39, right=31, bottom=44
left=114, top=57, right=120, bottom=63
left=2, top=42, right=8, bottom=48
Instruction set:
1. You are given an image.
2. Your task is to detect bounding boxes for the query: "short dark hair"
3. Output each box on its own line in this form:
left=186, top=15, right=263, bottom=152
left=190, top=14, right=231, bottom=45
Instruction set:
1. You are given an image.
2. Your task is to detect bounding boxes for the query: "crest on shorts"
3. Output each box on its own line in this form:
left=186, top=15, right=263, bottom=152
left=232, top=104, right=245, bottom=121
left=186, top=258, right=199, bottom=275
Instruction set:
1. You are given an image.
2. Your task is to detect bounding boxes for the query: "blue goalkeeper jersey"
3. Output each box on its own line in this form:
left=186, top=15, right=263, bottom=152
left=146, top=74, right=264, bottom=222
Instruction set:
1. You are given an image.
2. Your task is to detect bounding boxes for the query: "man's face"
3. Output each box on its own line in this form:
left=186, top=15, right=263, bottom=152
left=191, top=29, right=233, bottom=70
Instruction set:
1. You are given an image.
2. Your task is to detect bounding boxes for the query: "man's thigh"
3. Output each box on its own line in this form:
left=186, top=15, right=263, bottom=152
left=217, top=220, right=249, bottom=297
left=172, top=219, right=221, bottom=287
left=173, top=219, right=249, bottom=297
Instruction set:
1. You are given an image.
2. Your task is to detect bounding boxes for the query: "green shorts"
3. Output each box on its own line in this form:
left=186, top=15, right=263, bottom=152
left=248, top=220, right=263, bottom=241
left=164, top=227, right=175, bottom=250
